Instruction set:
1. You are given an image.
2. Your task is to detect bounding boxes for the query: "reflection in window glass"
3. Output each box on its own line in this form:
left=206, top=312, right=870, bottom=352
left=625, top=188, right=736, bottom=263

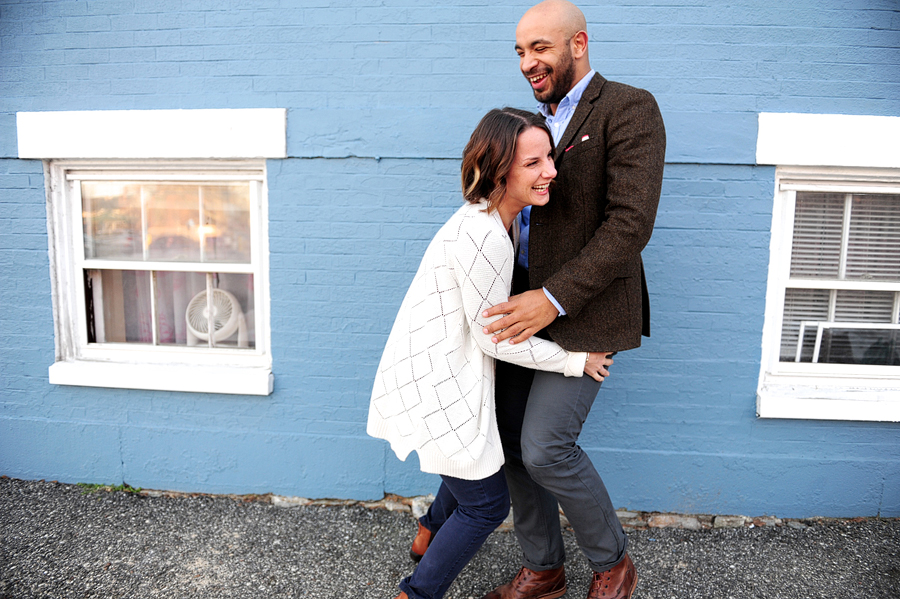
left=82, top=183, right=143, bottom=260
left=202, top=185, right=252, bottom=263
left=146, top=184, right=202, bottom=262
left=820, top=328, right=900, bottom=366
left=81, top=182, right=252, bottom=263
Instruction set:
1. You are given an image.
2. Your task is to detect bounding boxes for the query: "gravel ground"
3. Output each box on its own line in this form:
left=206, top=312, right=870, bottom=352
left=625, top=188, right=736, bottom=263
left=1, top=477, right=898, bottom=599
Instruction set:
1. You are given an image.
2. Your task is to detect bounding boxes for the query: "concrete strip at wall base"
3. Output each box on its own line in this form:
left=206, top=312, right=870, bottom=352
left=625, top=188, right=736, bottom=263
left=135, top=487, right=878, bottom=532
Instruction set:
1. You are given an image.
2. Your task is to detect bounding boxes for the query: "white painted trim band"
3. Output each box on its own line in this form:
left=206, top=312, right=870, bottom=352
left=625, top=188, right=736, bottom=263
left=758, top=385, right=900, bottom=422
left=49, top=361, right=274, bottom=396
left=17, top=109, right=287, bottom=159
left=756, top=113, right=900, bottom=168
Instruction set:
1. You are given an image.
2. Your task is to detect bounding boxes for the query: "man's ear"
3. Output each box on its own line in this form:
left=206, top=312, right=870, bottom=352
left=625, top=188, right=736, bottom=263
left=571, top=30, right=588, bottom=59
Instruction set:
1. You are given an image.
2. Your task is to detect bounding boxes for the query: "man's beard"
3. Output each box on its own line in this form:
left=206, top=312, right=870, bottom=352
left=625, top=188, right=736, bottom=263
left=533, top=48, right=576, bottom=106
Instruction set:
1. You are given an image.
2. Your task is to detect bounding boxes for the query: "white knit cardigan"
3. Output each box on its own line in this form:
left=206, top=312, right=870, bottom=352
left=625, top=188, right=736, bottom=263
left=367, top=201, right=587, bottom=480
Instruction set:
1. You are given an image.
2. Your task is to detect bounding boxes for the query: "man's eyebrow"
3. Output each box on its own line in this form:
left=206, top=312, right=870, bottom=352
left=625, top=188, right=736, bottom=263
left=515, top=37, right=554, bottom=51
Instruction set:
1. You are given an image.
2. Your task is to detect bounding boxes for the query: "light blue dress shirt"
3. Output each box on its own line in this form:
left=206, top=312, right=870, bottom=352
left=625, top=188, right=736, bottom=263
left=518, top=69, right=596, bottom=316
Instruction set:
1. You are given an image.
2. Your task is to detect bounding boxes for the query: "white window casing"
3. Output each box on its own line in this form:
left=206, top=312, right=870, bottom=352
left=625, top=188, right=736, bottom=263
left=757, top=113, right=900, bottom=422
left=17, top=109, right=287, bottom=160
left=18, top=109, right=285, bottom=395
left=757, top=113, right=900, bottom=169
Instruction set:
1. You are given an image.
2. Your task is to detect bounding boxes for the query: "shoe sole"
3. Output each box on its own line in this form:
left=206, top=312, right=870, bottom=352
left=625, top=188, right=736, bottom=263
left=625, top=573, right=637, bottom=599
left=410, top=550, right=423, bottom=563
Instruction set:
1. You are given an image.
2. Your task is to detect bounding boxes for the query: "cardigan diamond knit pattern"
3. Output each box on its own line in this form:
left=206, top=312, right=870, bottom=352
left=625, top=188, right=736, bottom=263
left=368, top=201, right=587, bottom=480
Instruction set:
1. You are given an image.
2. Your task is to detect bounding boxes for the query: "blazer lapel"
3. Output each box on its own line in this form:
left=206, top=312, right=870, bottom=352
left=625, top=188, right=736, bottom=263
left=554, top=73, right=607, bottom=164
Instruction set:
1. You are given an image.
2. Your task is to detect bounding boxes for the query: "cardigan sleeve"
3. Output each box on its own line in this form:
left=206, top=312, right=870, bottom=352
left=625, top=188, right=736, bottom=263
left=454, top=223, right=587, bottom=377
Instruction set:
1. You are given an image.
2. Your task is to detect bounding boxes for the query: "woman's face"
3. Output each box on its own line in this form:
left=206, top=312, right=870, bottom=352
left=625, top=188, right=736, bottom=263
left=501, top=126, right=557, bottom=213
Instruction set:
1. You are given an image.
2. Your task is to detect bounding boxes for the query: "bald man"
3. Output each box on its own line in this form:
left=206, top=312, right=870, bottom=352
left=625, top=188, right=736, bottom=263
left=480, top=2, right=666, bottom=598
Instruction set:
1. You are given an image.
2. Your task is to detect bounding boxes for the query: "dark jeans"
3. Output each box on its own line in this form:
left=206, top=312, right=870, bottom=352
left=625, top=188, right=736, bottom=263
left=400, top=469, right=510, bottom=599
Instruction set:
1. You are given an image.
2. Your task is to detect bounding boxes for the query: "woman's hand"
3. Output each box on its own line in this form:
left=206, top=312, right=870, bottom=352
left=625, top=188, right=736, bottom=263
left=584, top=352, right=614, bottom=382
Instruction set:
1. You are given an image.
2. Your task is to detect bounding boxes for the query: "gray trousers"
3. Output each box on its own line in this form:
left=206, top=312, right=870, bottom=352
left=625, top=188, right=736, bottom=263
left=495, top=359, right=628, bottom=573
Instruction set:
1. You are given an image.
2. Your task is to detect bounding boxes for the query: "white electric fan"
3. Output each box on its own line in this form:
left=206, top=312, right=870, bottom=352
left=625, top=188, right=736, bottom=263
left=185, top=289, right=248, bottom=347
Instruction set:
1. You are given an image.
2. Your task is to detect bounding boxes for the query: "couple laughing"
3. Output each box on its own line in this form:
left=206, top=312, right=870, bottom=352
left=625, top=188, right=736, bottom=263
left=368, top=2, right=666, bottom=598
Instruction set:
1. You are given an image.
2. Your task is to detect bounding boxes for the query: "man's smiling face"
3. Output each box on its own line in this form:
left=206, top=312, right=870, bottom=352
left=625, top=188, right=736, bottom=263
left=515, top=15, right=577, bottom=108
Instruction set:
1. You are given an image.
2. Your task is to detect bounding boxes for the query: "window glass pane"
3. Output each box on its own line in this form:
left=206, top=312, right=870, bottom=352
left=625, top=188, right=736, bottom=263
left=146, top=184, right=202, bottom=262
left=845, top=193, right=900, bottom=281
left=834, top=289, right=895, bottom=323
left=85, top=270, right=254, bottom=349
left=820, top=328, right=900, bottom=366
left=201, top=184, right=252, bottom=263
left=162, top=272, right=255, bottom=349
left=790, top=192, right=844, bottom=279
left=780, top=288, right=829, bottom=362
left=780, top=288, right=900, bottom=364
left=85, top=269, right=153, bottom=343
left=81, top=181, right=253, bottom=263
left=155, top=271, right=207, bottom=345
left=82, top=183, right=143, bottom=260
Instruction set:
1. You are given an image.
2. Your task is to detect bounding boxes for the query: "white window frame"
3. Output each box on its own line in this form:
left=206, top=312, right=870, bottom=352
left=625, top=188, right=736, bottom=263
left=17, top=109, right=286, bottom=395
left=757, top=113, right=900, bottom=422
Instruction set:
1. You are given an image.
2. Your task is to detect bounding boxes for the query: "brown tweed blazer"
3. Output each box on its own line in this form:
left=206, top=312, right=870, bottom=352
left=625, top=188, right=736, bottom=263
left=528, top=73, right=666, bottom=352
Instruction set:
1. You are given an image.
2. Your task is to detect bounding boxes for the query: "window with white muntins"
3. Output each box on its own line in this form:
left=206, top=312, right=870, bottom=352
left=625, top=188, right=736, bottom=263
left=17, top=109, right=286, bottom=395
left=757, top=113, right=900, bottom=422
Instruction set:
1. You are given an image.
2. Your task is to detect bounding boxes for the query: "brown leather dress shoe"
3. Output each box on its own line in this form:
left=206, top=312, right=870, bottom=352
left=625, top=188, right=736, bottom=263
left=586, top=553, right=637, bottom=599
left=393, top=593, right=408, bottom=599
left=481, top=565, right=566, bottom=599
left=409, top=521, right=434, bottom=562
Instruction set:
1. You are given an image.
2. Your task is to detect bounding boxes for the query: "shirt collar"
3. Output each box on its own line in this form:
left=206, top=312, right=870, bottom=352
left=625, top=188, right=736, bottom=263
left=538, top=69, right=596, bottom=118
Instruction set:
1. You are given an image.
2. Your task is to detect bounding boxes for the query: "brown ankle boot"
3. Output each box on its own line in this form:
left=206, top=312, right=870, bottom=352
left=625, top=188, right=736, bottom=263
left=586, top=553, right=637, bottom=599
left=481, top=565, right=566, bottom=599
left=409, top=521, right=434, bottom=562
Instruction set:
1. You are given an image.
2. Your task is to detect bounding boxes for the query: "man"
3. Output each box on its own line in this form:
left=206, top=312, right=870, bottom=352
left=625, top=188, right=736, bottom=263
left=481, top=2, right=666, bottom=598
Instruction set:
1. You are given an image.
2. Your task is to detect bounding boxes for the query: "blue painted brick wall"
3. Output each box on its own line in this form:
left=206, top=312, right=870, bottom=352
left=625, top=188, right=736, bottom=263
left=1, top=0, right=898, bottom=517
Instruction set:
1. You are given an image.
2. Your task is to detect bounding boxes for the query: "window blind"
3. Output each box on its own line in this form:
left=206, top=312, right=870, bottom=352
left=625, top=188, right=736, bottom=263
left=781, top=192, right=900, bottom=364
left=845, top=194, right=900, bottom=280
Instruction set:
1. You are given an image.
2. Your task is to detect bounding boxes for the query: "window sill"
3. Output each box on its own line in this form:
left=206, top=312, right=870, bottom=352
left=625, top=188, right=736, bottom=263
left=757, top=375, right=900, bottom=422
left=49, top=360, right=273, bottom=396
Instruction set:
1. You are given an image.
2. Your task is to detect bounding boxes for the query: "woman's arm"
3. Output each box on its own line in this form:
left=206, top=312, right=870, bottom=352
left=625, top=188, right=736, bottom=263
left=455, top=225, right=587, bottom=377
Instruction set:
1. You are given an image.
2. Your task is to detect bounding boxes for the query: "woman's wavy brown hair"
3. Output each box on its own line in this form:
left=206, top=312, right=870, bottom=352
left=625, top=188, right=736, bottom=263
left=461, top=107, right=552, bottom=212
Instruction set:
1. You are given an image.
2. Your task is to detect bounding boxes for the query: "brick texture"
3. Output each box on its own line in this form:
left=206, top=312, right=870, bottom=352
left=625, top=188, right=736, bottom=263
left=0, top=1, right=898, bottom=515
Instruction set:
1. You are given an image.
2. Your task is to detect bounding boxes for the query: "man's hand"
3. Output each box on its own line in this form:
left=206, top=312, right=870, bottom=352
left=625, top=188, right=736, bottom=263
left=584, top=352, right=614, bottom=382
left=482, top=289, right=559, bottom=344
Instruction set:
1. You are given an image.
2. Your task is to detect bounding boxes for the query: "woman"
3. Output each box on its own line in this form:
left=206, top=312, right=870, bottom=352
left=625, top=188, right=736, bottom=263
left=367, top=108, right=612, bottom=599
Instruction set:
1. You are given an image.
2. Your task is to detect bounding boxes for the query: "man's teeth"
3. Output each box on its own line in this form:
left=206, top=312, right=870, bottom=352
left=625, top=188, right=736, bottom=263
left=529, top=73, right=547, bottom=83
